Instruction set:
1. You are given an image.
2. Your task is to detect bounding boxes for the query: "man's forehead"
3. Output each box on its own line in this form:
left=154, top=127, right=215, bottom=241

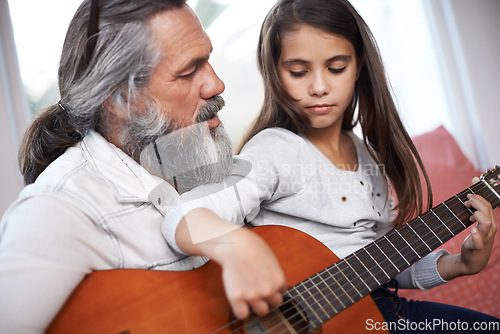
left=148, top=5, right=212, bottom=70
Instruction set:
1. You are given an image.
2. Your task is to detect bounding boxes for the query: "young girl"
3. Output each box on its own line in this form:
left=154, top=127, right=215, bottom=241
left=165, top=0, right=498, bottom=330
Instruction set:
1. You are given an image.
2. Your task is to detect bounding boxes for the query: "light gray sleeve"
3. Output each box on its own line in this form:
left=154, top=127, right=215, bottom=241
left=394, top=249, right=450, bottom=289
left=162, top=157, right=278, bottom=254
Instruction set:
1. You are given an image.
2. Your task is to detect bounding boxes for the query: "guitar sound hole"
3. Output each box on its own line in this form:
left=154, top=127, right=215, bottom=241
left=229, top=298, right=321, bottom=334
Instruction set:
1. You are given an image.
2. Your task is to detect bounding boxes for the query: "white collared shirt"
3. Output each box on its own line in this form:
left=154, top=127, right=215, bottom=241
left=0, top=131, right=205, bottom=333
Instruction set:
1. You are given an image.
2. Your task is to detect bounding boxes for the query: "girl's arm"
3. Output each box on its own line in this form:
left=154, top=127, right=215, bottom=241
left=437, top=194, right=497, bottom=280
left=175, top=208, right=287, bottom=319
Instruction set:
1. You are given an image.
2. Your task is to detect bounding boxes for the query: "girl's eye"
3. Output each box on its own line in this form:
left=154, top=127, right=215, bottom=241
left=329, top=67, right=346, bottom=74
left=290, top=71, right=307, bottom=77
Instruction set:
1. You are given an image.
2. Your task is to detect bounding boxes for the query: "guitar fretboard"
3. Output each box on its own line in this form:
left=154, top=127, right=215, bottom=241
left=284, top=176, right=500, bottom=330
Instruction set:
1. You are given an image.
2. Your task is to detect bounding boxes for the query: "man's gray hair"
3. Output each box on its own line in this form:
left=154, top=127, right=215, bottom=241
left=19, top=0, right=186, bottom=185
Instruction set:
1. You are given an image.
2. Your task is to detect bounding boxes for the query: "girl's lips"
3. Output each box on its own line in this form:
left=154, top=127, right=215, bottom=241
left=206, top=114, right=221, bottom=128
left=306, top=105, right=334, bottom=115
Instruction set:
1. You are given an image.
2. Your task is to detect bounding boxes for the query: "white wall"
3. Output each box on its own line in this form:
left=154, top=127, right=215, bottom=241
left=425, top=0, right=500, bottom=170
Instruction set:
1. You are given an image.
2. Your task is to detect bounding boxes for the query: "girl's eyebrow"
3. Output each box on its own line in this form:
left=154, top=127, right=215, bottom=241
left=281, top=58, right=309, bottom=66
left=281, top=55, right=352, bottom=65
left=327, top=55, right=352, bottom=62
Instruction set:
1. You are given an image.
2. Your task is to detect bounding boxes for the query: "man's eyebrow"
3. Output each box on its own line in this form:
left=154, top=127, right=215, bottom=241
left=176, top=48, right=213, bottom=75
left=281, top=55, right=352, bottom=66
left=175, top=56, right=209, bottom=75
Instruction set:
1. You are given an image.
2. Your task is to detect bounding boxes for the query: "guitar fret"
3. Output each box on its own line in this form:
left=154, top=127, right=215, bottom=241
left=312, top=278, right=339, bottom=315
left=430, top=208, right=454, bottom=236
left=324, top=267, right=352, bottom=306
left=344, top=257, right=371, bottom=292
left=372, top=241, right=399, bottom=274
left=397, top=225, right=429, bottom=259
left=455, top=195, right=474, bottom=214
left=290, top=284, right=323, bottom=325
left=439, top=202, right=466, bottom=233
left=418, top=216, right=443, bottom=244
left=316, top=273, right=341, bottom=314
left=359, top=247, right=391, bottom=281
left=456, top=193, right=474, bottom=215
left=304, top=279, right=334, bottom=320
left=335, top=262, right=363, bottom=299
left=482, top=178, right=500, bottom=202
left=410, top=217, right=442, bottom=251
left=407, top=223, right=432, bottom=252
left=395, top=229, right=420, bottom=259
left=383, top=235, right=410, bottom=265
left=443, top=202, right=467, bottom=229
left=352, top=252, right=381, bottom=286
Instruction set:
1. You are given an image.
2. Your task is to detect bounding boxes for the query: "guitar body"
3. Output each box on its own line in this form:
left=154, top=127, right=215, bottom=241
left=48, top=225, right=388, bottom=333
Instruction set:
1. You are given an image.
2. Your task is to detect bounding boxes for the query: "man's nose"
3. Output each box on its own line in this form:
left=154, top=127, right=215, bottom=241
left=201, top=63, right=225, bottom=99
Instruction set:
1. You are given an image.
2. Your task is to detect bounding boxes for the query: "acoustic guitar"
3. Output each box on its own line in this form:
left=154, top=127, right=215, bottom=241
left=48, top=167, right=500, bottom=334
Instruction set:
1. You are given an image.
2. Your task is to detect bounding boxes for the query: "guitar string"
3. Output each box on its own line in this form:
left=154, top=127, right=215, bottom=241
left=218, top=185, right=497, bottom=334
left=211, top=182, right=498, bottom=334
left=212, top=184, right=496, bottom=334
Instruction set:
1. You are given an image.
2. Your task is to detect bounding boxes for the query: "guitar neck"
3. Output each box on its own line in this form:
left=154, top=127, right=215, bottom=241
left=285, top=171, right=500, bottom=329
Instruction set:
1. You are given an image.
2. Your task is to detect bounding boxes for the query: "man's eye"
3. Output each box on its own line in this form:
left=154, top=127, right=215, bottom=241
left=180, top=67, right=197, bottom=79
left=290, top=71, right=307, bottom=77
left=329, top=67, right=346, bottom=74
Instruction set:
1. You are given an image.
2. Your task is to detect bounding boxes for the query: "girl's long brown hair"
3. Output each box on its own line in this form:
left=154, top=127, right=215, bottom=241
left=238, top=0, right=432, bottom=227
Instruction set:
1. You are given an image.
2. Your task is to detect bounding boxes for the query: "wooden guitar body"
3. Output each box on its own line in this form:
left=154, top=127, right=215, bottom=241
left=48, top=225, right=387, bottom=333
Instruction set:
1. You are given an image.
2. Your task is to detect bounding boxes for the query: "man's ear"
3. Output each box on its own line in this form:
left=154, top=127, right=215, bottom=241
left=104, top=99, right=122, bottom=119
left=356, top=55, right=365, bottom=81
left=104, top=97, right=130, bottom=120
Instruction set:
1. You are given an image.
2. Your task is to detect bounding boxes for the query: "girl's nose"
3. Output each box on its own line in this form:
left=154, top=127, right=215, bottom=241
left=309, top=72, right=330, bottom=97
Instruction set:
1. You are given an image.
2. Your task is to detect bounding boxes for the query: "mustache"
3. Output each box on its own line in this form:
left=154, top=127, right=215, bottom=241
left=196, top=95, right=225, bottom=123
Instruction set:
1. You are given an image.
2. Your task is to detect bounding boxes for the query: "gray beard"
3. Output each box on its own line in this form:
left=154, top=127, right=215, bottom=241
left=120, top=96, right=234, bottom=193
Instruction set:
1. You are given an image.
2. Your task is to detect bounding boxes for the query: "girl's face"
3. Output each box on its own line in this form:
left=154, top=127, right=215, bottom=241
left=278, top=24, right=362, bottom=131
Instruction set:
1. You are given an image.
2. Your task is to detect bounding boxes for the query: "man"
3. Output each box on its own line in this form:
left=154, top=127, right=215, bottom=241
left=0, top=1, right=285, bottom=332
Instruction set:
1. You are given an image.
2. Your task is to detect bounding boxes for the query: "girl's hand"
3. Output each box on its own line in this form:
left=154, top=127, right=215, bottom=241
left=437, top=193, right=497, bottom=280
left=216, top=227, right=287, bottom=319
left=459, top=193, right=497, bottom=275
left=175, top=208, right=287, bottom=319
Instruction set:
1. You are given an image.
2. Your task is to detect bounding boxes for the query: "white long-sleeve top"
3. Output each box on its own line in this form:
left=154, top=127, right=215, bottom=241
left=163, top=128, right=448, bottom=290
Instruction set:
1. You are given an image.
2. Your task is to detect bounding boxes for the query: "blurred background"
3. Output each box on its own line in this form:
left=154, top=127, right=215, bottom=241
left=1, top=0, right=499, bottom=215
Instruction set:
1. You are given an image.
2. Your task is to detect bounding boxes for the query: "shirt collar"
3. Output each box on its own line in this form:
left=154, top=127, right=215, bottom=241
left=80, top=131, right=178, bottom=215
